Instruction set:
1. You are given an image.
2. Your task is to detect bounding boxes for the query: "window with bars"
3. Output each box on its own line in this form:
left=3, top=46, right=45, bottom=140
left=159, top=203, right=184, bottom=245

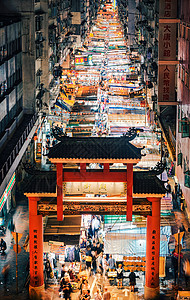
left=178, top=117, right=190, bottom=138
left=35, top=16, right=43, bottom=32
left=177, top=152, right=183, bottom=166
left=184, top=171, right=190, bottom=188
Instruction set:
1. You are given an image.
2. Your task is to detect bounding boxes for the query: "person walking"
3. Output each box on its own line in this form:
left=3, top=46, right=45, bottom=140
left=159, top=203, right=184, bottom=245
left=183, top=258, right=190, bottom=287
left=129, top=271, right=139, bottom=292
left=86, top=246, right=92, bottom=277
left=117, top=264, right=123, bottom=289
left=103, top=287, right=111, bottom=300
left=107, top=254, right=116, bottom=270
left=0, top=238, right=7, bottom=255
left=61, top=264, right=66, bottom=278
left=94, top=289, right=102, bottom=300
left=62, top=277, right=72, bottom=300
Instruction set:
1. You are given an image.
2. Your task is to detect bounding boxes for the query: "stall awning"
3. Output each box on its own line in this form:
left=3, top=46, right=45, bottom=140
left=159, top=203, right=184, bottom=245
left=44, top=215, right=81, bottom=245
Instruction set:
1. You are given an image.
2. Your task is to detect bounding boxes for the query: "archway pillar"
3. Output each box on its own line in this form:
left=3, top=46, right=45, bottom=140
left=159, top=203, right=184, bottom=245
left=28, top=197, right=44, bottom=299
left=144, top=197, right=161, bottom=300
left=56, top=163, right=63, bottom=221
left=126, top=163, right=133, bottom=221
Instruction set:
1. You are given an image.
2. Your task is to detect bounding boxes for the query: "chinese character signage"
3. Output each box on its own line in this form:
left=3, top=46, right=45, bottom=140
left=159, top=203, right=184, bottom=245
left=159, top=0, right=177, bottom=19
left=159, top=23, right=176, bottom=61
left=158, top=0, right=178, bottom=105
left=150, top=229, right=157, bottom=287
left=31, top=229, right=39, bottom=287
left=158, top=65, right=175, bottom=104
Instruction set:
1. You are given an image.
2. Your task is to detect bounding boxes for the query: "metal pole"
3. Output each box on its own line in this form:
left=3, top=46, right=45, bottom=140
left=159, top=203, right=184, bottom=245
left=160, top=131, right=163, bottom=163
left=16, top=232, right=18, bottom=294
left=177, top=229, right=180, bottom=287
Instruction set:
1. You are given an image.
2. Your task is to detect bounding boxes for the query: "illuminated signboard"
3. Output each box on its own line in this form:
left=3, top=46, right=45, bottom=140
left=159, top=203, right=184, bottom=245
left=75, top=55, right=93, bottom=65
left=0, top=172, right=16, bottom=212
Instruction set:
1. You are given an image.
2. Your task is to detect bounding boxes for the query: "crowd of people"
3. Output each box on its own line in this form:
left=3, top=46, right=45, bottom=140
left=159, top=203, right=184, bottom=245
left=43, top=214, right=140, bottom=299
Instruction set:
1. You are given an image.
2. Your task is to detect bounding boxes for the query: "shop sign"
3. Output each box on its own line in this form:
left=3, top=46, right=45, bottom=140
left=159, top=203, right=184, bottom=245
left=0, top=172, right=15, bottom=212
left=158, top=64, right=176, bottom=104
left=159, top=23, right=176, bottom=61
left=63, top=182, right=124, bottom=195
left=50, top=244, right=66, bottom=255
left=159, top=0, right=177, bottom=19
left=36, top=143, right=42, bottom=161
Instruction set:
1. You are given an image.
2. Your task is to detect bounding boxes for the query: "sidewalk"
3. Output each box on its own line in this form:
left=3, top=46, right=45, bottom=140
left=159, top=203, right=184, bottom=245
left=0, top=194, right=29, bottom=300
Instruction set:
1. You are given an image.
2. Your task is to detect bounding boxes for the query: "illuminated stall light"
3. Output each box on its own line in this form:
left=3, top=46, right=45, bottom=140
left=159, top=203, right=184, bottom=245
left=0, top=173, right=16, bottom=212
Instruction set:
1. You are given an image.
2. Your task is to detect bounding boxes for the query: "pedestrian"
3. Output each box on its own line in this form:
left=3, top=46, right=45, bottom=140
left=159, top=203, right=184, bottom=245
left=117, top=264, right=123, bottom=289
left=183, top=258, right=190, bottom=287
left=166, top=181, right=171, bottom=197
left=0, top=238, right=7, bottom=255
left=61, top=264, right=66, bottom=278
left=94, top=289, right=102, bottom=300
left=107, top=254, right=116, bottom=270
left=2, top=263, right=10, bottom=293
left=62, top=277, right=72, bottom=300
left=8, top=217, right=15, bottom=233
left=129, top=271, right=139, bottom=292
left=86, top=246, right=92, bottom=276
left=103, top=287, right=111, bottom=300
left=45, top=259, right=51, bottom=279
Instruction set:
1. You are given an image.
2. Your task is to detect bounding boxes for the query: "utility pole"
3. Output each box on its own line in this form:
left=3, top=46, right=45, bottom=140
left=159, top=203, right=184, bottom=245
left=12, top=232, right=22, bottom=294
left=177, top=229, right=181, bottom=287
left=16, top=232, right=18, bottom=294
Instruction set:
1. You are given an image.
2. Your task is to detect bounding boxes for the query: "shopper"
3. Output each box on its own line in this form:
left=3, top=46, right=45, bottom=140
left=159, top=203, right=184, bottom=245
left=45, top=260, right=51, bottom=279
left=94, top=289, right=102, bottom=300
left=103, top=287, right=111, bottom=300
left=117, top=264, right=123, bottom=289
left=129, top=271, right=139, bottom=292
left=183, top=258, right=190, bottom=287
left=61, top=264, right=66, bottom=278
left=62, top=277, right=72, bottom=300
left=86, top=246, right=92, bottom=276
left=0, top=238, right=7, bottom=255
left=107, top=254, right=116, bottom=270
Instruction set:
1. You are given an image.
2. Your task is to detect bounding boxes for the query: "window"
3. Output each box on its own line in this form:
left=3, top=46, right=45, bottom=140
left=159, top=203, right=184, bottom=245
left=185, top=72, right=189, bottom=88
left=179, top=64, right=181, bottom=78
left=182, top=67, right=185, bottom=82
left=177, top=152, right=183, bottom=166
left=178, top=117, right=190, bottom=138
left=188, top=28, right=190, bottom=41
left=36, top=44, right=43, bottom=59
left=35, top=16, right=43, bottom=32
left=184, top=171, right=190, bottom=188
left=178, top=105, right=181, bottom=120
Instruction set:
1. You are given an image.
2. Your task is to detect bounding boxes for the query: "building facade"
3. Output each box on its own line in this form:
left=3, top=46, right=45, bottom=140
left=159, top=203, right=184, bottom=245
left=176, top=0, right=190, bottom=215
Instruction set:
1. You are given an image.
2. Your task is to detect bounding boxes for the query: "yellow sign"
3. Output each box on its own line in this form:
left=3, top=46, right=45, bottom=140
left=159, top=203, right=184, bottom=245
left=11, top=232, right=23, bottom=243
left=173, top=232, right=184, bottom=244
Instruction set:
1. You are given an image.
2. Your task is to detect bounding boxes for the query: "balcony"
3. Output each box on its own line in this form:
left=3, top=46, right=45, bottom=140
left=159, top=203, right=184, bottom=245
left=0, top=113, right=38, bottom=186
